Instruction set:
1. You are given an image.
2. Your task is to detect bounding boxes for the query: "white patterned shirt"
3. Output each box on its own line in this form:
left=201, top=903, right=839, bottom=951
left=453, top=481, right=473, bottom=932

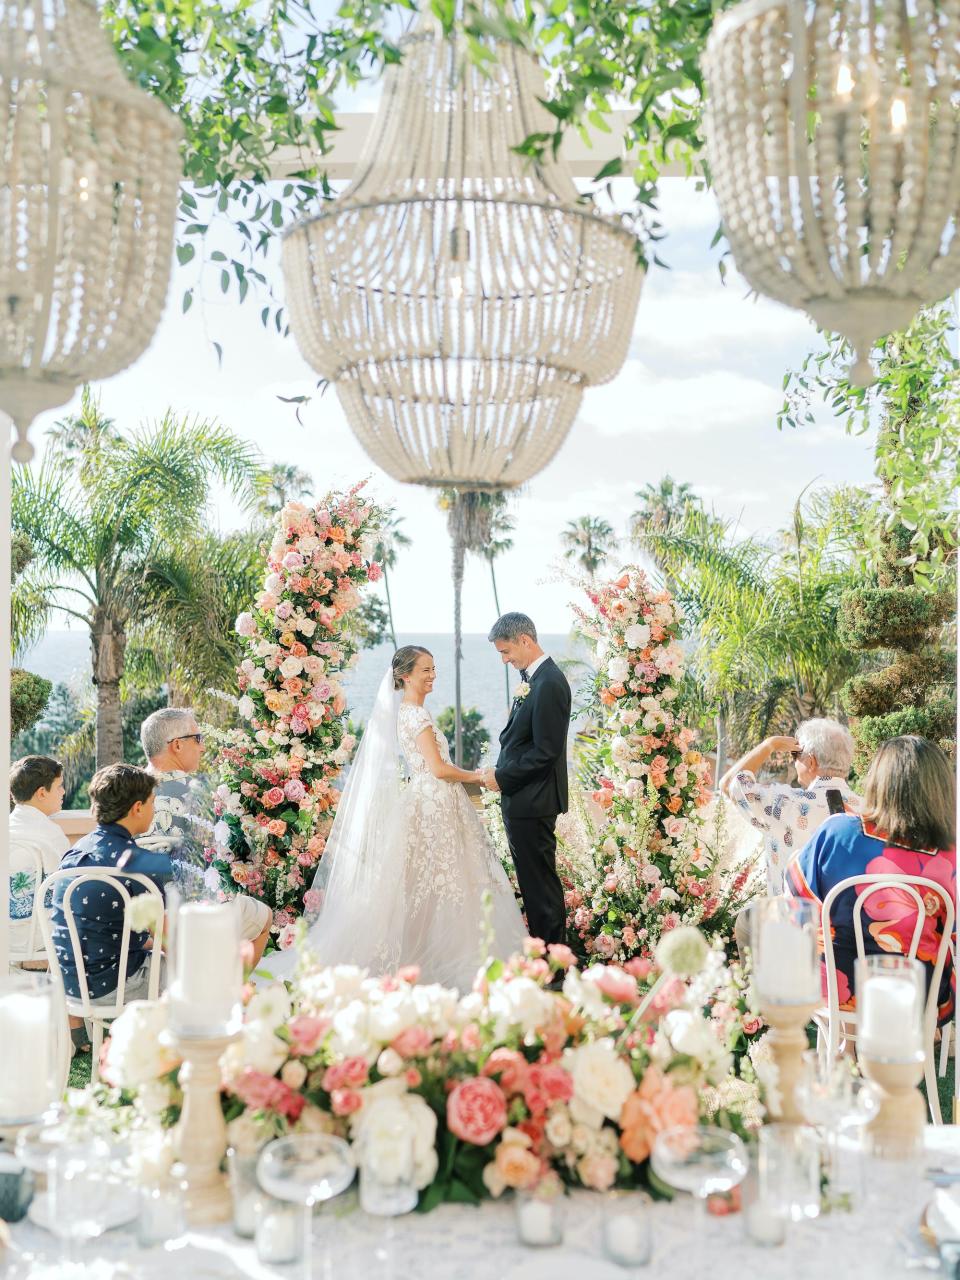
left=729, top=772, right=861, bottom=893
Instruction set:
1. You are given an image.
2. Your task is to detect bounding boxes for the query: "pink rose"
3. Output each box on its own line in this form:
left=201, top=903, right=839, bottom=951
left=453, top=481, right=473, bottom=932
left=664, top=817, right=686, bottom=839
left=275, top=601, right=294, bottom=620
left=603, top=874, right=619, bottom=893
left=594, top=934, right=616, bottom=959
left=262, top=787, right=285, bottom=808
left=303, top=889, right=322, bottom=913
left=235, top=612, right=256, bottom=637
left=331, top=1089, right=363, bottom=1117
left=660, top=912, right=680, bottom=932
left=536, top=1063, right=574, bottom=1104
left=547, top=943, right=575, bottom=970
left=277, top=923, right=297, bottom=950
left=578, top=1151, right=618, bottom=1190
left=591, top=966, right=640, bottom=1005
left=288, top=1016, right=327, bottom=1056
left=447, top=1077, right=508, bottom=1146
left=391, top=1025, right=432, bottom=1058
left=742, top=1014, right=763, bottom=1035
left=284, top=778, right=308, bottom=803
left=282, top=551, right=304, bottom=569
left=367, top=562, right=383, bottom=582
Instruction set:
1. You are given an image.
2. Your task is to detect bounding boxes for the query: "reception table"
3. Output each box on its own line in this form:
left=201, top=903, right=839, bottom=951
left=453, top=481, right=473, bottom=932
left=4, top=1129, right=956, bottom=1279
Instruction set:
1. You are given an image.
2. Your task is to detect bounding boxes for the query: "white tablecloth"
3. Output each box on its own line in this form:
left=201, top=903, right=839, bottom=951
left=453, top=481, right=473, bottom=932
left=4, top=1131, right=955, bottom=1280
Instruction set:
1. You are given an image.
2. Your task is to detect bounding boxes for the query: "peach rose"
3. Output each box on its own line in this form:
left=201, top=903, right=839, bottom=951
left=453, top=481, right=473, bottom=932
left=494, top=1140, right=541, bottom=1190
left=619, top=1066, right=698, bottom=1164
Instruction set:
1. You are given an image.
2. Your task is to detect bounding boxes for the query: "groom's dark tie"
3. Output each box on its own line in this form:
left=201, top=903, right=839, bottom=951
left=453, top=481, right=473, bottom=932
left=520, top=669, right=529, bottom=682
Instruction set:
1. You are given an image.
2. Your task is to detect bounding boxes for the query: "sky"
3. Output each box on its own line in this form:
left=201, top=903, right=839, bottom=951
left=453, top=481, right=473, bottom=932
left=21, top=135, right=879, bottom=638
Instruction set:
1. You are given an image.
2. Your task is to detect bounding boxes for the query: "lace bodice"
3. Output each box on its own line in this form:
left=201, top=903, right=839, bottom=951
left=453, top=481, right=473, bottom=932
left=398, top=704, right=449, bottom=775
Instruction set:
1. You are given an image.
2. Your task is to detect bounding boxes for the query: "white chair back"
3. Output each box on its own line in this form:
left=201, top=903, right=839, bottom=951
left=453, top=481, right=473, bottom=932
left=36, top=868, right=165, bottom=1084
left=10, top=842, right=49, bottom=966
left=820, top=872, right=955, bottom=1123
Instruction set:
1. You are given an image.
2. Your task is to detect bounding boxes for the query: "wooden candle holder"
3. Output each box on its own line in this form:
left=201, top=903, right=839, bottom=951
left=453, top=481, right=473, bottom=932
left=173, top=1032, right=238, bottom=1225
left=759, top=1002, right=817, bottom=1125
left=859, top=1057, right=925, bottom=1160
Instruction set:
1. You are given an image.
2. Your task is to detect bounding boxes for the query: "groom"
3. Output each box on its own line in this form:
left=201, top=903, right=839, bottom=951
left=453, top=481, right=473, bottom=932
left=483, top=613, right=571, bottom=946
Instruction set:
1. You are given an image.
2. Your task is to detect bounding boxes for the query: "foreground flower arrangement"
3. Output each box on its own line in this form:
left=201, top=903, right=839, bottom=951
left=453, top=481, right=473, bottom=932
left=83, top=929, right=773, bottom=1210
left=563, top=569, right=759, bottom=960
left=210, top=484, right=384, bottom=934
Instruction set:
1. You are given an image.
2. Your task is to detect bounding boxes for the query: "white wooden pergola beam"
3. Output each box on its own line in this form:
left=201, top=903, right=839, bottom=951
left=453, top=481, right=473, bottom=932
left=267, top=110, right=694, bottom=181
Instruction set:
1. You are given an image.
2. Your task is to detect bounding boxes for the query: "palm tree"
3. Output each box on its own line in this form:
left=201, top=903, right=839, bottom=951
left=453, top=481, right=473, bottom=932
left=630, top=475, right=698, bottom=539
left=561, top=516, right=617, bottom=581
left=12, top=405, right=260, bottom=765
left=641, top=493, right=866, bottom=767
left=439, top=490, right=497, bottom=766
left=484, top=500, right=515, bottom=712
left=257, top=462, right=313, bottom=518
left=373, top=510, right=412, bottom=650
left=133, top=529, right=268, bottom=714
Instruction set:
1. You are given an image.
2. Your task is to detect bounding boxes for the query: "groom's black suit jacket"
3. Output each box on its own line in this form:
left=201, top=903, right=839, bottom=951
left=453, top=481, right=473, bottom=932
left=495, top=658, right=571, bottom=819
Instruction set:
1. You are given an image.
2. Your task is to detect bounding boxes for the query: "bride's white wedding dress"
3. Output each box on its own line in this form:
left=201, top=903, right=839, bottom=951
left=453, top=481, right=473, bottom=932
left=261, top=670, right=525, bottom=992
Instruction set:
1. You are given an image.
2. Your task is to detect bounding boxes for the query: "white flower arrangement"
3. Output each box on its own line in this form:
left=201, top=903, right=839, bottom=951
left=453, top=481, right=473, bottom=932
left=514, top=681, right=531, bottom=702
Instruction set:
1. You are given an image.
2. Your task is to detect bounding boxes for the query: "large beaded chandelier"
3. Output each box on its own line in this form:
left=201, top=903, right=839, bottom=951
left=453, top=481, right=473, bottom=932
left=0, top=0, right=183, bottom=460
left=703, top=0, right=960, bottom=385
left=283, top=11, right=644, bottom=490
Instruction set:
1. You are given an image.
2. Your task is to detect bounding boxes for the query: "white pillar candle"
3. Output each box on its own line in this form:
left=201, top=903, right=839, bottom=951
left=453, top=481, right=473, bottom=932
left=232, top=1188, right=262, bottom=1238
left=858, top=974, right=923, bottom=1062
left=745, top=1201, right=787, bottom=1246
left=604, top=1211, right=652, bottom=1263
left=0, top=989, right=53, bottom=1121
left=757, top=920, right=818, bottom=1003
left=170, top=902, right=242, bottom=1035
left=256, top=1207, right=302, bottom=1263
left=517, top=1198, right=560, bottom=1246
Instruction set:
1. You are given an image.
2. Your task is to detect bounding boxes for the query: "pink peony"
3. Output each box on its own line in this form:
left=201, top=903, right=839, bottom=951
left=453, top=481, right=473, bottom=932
left=277, top=923, right=297, bottom=950
left=235, top=612, right=256, bottom=637
left=232, top=1069, right=305, bottom=1121
left=282, top=551, right=305, bottom=570
left=367, top=562, right=383, bottom=582
left=482, top=1048, right=529, bottom=1095
left=447, top=1077, right=508, bottom=1146
left=303, top=889, right=322, bottom=913
left=593, top=934, right=617, bottom=959
left=284, top=778, right=308, bottom=803
left=535, top=1062, right=574, bottom=1104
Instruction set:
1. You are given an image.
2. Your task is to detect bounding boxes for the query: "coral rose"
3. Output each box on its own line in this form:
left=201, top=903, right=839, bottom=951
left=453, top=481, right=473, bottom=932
left=447, top=1077, right=508, bottom=1146
left=619, top=1066, right=698, bottom=1164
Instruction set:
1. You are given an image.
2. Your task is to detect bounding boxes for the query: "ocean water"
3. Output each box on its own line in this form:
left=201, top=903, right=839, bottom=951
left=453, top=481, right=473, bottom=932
left=22, top=629, right=590, bottom=742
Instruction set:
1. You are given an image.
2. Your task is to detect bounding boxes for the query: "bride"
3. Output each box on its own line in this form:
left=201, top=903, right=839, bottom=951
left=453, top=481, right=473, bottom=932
left=262, top=645, right=526, bottom=991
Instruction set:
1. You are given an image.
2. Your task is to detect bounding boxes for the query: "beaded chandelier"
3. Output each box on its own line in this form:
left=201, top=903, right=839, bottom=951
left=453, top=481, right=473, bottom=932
left=703, top=0, right=960, bottom=385
left=283, top=12, right=644, bottom=490
left=0, top=0, right=183, bottom=460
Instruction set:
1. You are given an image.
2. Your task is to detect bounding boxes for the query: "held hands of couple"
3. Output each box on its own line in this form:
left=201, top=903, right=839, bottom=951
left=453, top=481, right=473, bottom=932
left=476, top=768, right=500, bottom=792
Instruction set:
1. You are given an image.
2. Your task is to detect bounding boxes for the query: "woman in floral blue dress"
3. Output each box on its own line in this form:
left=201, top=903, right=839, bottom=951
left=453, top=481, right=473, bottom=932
left=786, top=736, right=955, bottom=1020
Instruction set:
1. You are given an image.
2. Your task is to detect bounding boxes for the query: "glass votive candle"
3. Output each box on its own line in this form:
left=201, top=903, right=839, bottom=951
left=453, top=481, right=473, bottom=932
left=741, top=1168, right=786, bottom=1248
left=759, top=1124, right=820, bottom=1223
left=227, top=1148, right=263, bottom=1239
left=515, top=1186, right=564, bottom=1247
left=255, top=1196, right=304, bottom=1266
left=0, top=973, right=59, bottom=1125
left=137, top=1179, right=186, bottom=1248
left=359, top=1156, right=418, bottom=1217
left=856, top=955, right=925, bottom=1064
left=749, top=898, right=820, bottom=1006
left=602, top=1190, right=652, bottom=1268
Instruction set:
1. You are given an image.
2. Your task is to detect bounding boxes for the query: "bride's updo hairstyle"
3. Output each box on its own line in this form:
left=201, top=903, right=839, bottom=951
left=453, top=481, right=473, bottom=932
left=392, top=645, right=432, bottom=690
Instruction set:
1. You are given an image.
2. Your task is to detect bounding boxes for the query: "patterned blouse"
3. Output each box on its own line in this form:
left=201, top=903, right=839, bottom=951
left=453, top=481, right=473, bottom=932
left=728, top=772, right=861, bottom=893
left=786, top=813, right=956, bottom=1021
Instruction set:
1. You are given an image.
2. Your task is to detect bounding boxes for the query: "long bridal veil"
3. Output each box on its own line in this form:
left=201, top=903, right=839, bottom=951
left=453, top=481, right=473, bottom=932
left=259, top=667, right=407, bottom=980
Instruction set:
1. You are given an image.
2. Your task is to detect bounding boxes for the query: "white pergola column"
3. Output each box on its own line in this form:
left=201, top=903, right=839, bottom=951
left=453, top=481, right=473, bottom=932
left=1, top=420, right=11, bottom=975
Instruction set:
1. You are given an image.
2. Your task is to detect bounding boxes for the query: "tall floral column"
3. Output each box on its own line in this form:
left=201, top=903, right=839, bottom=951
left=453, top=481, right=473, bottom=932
left=567, top=569, right=755, bottom=961
left=212, top=485, right=383, bottom=937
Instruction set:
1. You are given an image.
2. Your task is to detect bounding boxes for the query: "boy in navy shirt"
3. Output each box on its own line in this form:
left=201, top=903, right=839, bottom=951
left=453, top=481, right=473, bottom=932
left=51, top=765, right=172, bottom=1047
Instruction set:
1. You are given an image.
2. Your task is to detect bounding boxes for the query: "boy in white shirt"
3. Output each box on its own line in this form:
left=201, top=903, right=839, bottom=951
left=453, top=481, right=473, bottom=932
left=9, top=755, right=69, bottom=963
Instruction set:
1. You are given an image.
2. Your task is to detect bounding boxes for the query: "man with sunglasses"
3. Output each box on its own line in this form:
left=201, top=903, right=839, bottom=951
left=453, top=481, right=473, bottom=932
left=720, top=719, right=861, bottom=894
left=138, top=707, right=272, bottom=965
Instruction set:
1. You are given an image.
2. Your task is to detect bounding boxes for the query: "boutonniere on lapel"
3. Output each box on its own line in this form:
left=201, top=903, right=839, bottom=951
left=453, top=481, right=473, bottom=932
left=514, top=682, right=531, bottom=702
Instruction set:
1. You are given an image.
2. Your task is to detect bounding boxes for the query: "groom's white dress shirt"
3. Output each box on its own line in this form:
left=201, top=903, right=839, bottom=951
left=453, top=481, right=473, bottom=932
left=524, top=654, right=549, bottom=680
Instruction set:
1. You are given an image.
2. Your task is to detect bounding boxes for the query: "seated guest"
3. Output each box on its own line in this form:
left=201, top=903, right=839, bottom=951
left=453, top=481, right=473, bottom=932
left=721, top=718, right=860, bottom=893
left=139, top=706, right=272, bottom=967
left=51, top=765, right=171, bottom=1049
left=9, top=756, right=69, bottom=964
left=786, top=735, right=956, bottom=1020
